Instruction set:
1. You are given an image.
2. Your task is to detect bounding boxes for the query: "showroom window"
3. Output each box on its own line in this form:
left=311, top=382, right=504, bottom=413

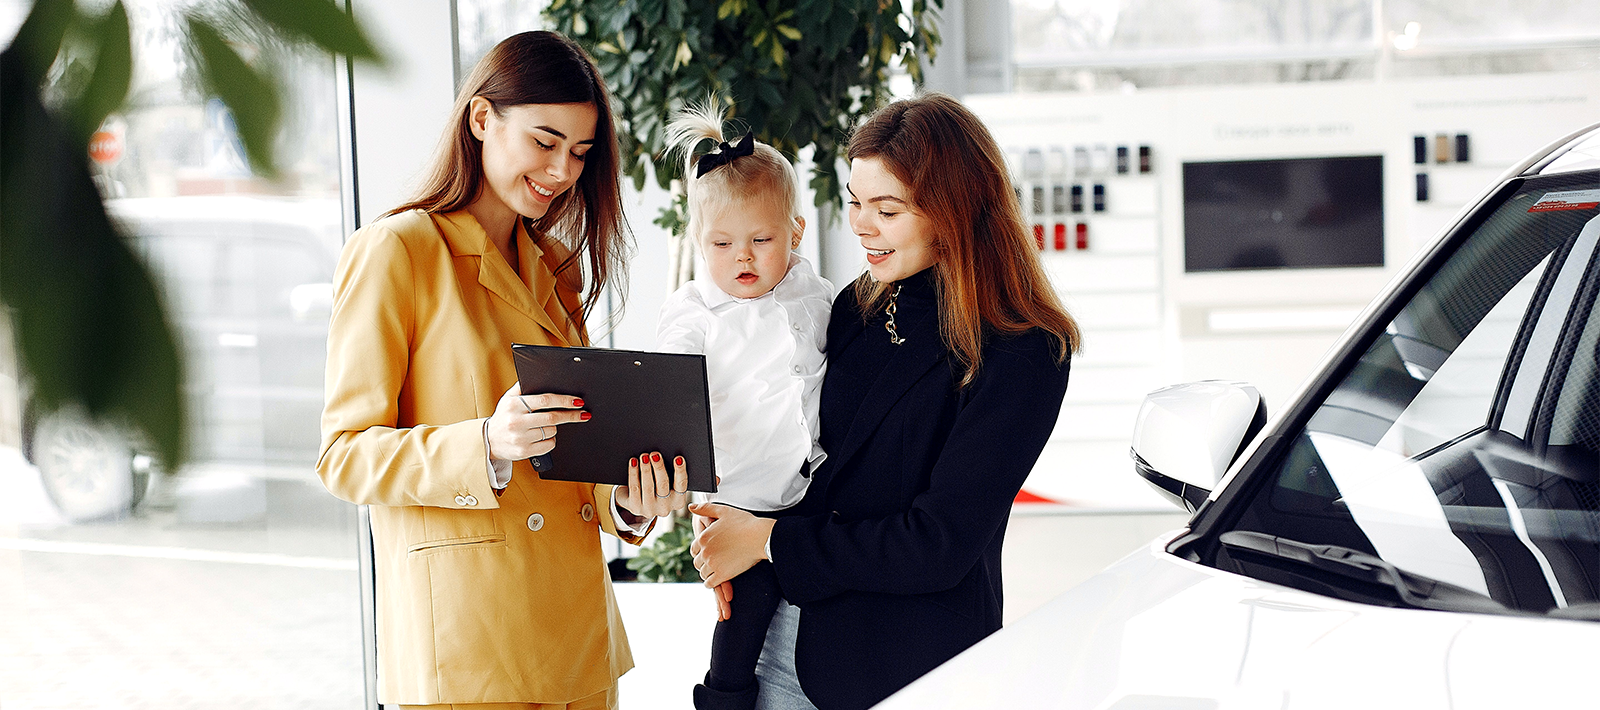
left=1219, top=169, right=1600, bottom=615
left=0, top=1, right=363, bottom=707
left=1013, top=0, right=1600, bottom=92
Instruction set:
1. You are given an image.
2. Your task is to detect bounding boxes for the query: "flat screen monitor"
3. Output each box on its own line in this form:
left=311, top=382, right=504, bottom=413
left=1182, top=155, right=1384, bottom=273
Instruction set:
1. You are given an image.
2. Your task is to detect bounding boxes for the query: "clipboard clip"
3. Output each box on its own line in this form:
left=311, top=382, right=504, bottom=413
left=531, top=453, right=555, bottom=473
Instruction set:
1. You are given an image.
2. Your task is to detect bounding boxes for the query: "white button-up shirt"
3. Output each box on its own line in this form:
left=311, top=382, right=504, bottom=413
left=656, top=254, right=833, bottom=511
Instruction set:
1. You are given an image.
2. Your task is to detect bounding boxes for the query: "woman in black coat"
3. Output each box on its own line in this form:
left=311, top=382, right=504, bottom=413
left=691, top=93, right=1079, bottom=710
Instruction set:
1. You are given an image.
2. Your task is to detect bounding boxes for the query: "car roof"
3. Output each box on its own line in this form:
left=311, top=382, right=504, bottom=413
left=1522, top=122, right=1600, bottom=177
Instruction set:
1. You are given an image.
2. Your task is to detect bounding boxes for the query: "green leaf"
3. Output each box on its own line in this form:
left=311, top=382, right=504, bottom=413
left=9, top=0, right=74, bottom=86
left=0, top=52, right=187, bottom=469
left=68, top=2, right=132, bottom=145
left=241, top=0, right=381, bottom=60
left=185, top=15, right=282, bottom=178
left=776, top=24, right=801, bottom=41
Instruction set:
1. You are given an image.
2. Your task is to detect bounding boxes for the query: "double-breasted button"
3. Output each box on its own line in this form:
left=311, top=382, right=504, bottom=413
left=792, top=365, right=802, bottom=373
left=792, top=323, right=801, bottom=331
left=454, top=495, right=467, bottom=506
left=464, top=495, right=478, bottom=506
left=581, top=503, right=595, bottom=522
left=527, top=513, right=545, bottom=532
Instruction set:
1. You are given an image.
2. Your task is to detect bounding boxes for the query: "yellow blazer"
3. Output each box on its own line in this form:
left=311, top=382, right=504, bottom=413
left=317, top=209, right=648, bottom=705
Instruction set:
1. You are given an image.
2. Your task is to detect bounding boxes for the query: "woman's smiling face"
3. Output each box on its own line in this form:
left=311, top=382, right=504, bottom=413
left=471, top=99, right=597, bottom=221
left=847, top=157, right=938, bottom=283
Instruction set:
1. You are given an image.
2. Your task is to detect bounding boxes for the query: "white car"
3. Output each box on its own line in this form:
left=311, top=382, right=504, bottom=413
left=880, top=122, right=1600, bottom=708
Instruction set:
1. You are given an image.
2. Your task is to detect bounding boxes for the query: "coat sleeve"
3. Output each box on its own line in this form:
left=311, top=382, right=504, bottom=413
left=769, top=331, right=1071, bottom=603
left=315, top=225, right=502, bottom=510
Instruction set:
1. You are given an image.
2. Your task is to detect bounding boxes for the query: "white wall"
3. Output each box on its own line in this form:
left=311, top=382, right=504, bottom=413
left=966, top=70, right=1600, bottom=508
left=348, top=0, right=457, bottom=226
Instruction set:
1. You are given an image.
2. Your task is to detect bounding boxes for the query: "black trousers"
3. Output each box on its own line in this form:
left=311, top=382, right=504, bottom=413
left=706, top=507, right=786, bottom=693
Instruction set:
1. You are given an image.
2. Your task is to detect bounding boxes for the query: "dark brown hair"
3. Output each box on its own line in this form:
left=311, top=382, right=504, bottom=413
left=386, top=30, right=629, bottom=326
left=847, top=93, right=1080, bottom=386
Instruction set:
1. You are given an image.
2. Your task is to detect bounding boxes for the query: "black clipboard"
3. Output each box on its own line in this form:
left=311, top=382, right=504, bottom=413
left=511, top=343, right=717, bottom=492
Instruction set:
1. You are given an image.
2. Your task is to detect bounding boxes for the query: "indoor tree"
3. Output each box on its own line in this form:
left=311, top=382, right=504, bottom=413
left=544, top=0, right=943, bottom=226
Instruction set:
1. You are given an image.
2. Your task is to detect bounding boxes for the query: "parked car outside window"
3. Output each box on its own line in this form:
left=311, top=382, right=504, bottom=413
left=20, top=196, right=341, bottom=521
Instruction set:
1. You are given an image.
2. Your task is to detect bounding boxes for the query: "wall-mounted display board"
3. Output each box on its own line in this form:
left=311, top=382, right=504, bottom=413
left=967, top=70, right=1600, bottom=510
left=1182, top=155, right=1385, bottom=273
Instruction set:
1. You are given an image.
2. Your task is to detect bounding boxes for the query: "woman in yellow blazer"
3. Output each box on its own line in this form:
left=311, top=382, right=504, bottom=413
left=317, top=31, right=689, bottom=709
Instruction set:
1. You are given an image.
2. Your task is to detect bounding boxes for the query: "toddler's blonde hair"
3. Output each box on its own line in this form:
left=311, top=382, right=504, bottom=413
left=665, top=98, right=803, bottom=244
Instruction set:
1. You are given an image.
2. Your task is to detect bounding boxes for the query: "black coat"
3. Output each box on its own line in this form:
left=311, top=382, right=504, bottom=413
left=768, top=282, right=1072, bottom=710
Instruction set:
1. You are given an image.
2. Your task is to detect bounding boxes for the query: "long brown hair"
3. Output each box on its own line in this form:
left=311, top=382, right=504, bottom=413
left=386, top=30, right=629, bottom=326
left=847, top=93, right=1080, bottom=386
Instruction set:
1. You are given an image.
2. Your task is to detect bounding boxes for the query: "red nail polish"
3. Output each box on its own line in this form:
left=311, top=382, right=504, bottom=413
left=580, top=411, right=591, bottom=421
left=675, top=456, right=684, bottom=466
left=652, top=452, right=662, bottom=462
left=572, top=398, right=584, bottom=407
left=630, top=457, right=638, bottom=467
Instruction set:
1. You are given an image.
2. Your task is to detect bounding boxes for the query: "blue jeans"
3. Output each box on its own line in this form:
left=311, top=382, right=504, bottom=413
left=752, top=601, right=819, bottom=710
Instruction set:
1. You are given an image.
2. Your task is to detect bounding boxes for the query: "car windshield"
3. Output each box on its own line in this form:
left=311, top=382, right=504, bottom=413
left=1215, top=169, right=1600, bottom=616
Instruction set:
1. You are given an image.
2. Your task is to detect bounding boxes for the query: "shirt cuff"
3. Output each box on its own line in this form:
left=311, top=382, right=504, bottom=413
left=764, top=529, right=773, bottom=562
left=482, top=419, right=511, bottom=490
left=610, top=487, right=651, bottom=535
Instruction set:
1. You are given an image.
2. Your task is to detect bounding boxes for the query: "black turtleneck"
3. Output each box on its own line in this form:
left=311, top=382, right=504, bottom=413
left=817, top=268, right=938, bottom=457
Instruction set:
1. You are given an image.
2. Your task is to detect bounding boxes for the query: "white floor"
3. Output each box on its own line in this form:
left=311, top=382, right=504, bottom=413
left=613, top=509, right=1191, bottom=710
left=0, top=445, right=1188, bottom=709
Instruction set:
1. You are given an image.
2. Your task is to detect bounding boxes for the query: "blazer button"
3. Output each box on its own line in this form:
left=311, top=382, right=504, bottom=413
left=465, top=495, right=478, bottom=506
left=527, top=513, right=545, bottom=532
left=581, top=503, right=595, bottom=522
left=454, top=495, right=467, bottom=506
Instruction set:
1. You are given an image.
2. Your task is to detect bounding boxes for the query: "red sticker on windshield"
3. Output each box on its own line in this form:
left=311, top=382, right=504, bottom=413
left=1529, top=189, right=1600, bottom=212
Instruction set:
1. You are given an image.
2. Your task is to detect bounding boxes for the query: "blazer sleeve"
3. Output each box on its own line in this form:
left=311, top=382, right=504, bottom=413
left=315, top=225, right=502, bottom=510
left=770, top=331, right=1071, bottom=603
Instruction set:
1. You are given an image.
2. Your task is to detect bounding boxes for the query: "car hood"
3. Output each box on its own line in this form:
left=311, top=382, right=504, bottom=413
left=877, top=531, right=1600, bottom=709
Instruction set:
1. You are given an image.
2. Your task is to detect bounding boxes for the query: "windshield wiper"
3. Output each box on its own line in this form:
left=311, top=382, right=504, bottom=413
left=1219, top=530, right=1511, bottom=615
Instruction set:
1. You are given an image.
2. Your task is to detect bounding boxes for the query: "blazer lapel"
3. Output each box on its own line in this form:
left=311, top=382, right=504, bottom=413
left=821, top=305, right=947, bottom=490
left=432, top=212, right=572, bottom=345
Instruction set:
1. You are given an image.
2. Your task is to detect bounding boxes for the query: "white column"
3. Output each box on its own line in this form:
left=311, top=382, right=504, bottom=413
left=346, top=0, right=459, bottom=226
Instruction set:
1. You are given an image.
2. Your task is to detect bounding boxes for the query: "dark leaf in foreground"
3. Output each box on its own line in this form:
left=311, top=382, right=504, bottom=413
left=67, top=1, right=132, bottom=144
left=241, top=0, right=381, bottom=60
left=185, top=15, right=283, bottom=177
left=0, top=45, right=186, bottom=469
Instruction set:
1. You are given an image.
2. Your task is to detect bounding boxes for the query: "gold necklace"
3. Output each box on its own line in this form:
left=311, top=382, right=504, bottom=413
left=885, top=285, right=906, bottom=345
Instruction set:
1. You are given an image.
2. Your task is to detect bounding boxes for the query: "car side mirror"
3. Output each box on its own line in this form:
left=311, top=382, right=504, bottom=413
left=1131, top=381, right=1267, bottom=512
left=290, top=283, right=334, bottom=322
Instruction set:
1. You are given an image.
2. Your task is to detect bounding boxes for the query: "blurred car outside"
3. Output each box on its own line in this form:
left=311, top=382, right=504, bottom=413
left=13, top=195, right=342, bottom=522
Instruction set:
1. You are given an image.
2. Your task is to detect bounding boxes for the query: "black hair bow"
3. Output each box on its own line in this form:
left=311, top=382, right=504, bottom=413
left=695, top=130, right=756, bottom=178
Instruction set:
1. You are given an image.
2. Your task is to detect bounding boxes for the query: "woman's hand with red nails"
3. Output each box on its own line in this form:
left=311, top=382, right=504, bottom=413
left=485, top=383, right=588, bottom=461
left=616, top=450, right=691, bottom=519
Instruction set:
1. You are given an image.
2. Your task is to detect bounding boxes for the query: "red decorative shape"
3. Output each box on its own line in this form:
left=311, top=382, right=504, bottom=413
left=1013, top=488, right=1058, bottom=504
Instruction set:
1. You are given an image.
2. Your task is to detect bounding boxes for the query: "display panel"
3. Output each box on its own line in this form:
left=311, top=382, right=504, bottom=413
left=1183, top=155, right=1384, bottom=272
